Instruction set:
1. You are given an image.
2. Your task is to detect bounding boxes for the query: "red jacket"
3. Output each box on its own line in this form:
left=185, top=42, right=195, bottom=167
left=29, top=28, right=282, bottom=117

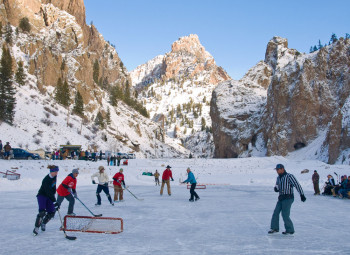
left=57, top=174, right=77, bottom=196
left=113, top=172, right=124, bottom=186
left=162, top=169, right=173, bottom=180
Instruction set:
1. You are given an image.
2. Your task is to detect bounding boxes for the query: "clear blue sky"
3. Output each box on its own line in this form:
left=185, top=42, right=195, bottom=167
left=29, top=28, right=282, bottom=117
left=84, top=0, right=350, bottom=80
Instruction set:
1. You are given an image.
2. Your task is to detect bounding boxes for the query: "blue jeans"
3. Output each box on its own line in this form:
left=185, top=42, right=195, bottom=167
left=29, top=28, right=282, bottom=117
left=270, top=198, right=294, bottom=232
left=96, top=184, right=112, bottom=204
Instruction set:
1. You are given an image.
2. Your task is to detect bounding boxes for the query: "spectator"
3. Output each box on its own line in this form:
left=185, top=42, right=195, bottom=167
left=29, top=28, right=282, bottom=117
left=0, top=140, right=3, bottom=155
left=4, top=142, right=11, bottom=160
left=322, top=175, right=335, bottom=195
left=312, top=170, right=320, bottom=195
left=339, top=176, right=350, bottom=198
left=99, top=150, right=102, bottom=161
left=107, top=156, right=110, bottom=166
left=154, top=170, right=160, bottom=186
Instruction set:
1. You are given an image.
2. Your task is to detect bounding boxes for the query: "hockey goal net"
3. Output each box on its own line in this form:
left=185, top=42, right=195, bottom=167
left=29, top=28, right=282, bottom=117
left=64, top=215, right=123, bottom=234
left=187, top=184, right=206, bottom=189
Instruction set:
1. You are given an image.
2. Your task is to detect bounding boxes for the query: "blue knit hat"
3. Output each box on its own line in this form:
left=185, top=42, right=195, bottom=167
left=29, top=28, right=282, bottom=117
left=50, top=166, right=59, bottom=172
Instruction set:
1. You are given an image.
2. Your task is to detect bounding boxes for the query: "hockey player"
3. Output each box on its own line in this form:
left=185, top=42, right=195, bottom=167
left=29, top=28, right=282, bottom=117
left=154, top=170, right=160, bottom=186
left=160, top=165, right=174, bottom=196
left=268, top=164, right=306, bottom=235
left=182, top=167, right=200, bottom=202
left=113, top=168, right=126, bottom=202
left=33, top=165, right=60, bottom=236
left=91, top=166, right=114, bottom=206
left=56, top=169, right=79, bottom=216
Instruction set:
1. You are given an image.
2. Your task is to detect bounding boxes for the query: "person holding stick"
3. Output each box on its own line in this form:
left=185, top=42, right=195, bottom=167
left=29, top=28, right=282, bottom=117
left=91, top=166, right=114, bottom=206
left=182, top=167, right=200, bottom=202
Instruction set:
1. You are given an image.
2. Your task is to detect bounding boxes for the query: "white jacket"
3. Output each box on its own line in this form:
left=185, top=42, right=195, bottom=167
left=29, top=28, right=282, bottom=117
left=91, top=172, right=110, bottom=184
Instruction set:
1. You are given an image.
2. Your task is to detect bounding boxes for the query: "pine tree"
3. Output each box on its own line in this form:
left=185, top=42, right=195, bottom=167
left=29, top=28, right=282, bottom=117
left=55, top=77, right=63, bottom=103
left=201, top=117, right=206, bottom=131
left=0, top=45, right=15, bottom=124
left=19, top=17, right=31, bottom=33
left=309, top=46, right=313, bottom=53
left=330, top=33, right=338, bottom=44
left=95, top=111, right=104, bottom=128
left=106, top=107, right=111, bottom=125
left=15, top=60, right=25, bottom=86
left=5, top=23, right=12, bottom=44
left=124, top=80, right=131, bottom=105
left=317, top=40, right=323, bottom=50
left=73, top=90, right=84, bottom=116
left=313, top=45, right=318, bottom=52
left=61, top=80, right=70, bottom=106
left=93, top=59, right=99, bottom=84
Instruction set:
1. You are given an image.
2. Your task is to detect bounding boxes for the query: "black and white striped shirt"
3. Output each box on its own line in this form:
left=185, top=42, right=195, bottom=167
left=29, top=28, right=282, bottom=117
left=276, top=172, right=304, bottom=196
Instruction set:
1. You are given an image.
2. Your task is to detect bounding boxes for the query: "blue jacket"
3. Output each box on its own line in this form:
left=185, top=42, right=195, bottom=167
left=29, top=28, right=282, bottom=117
left=183, top=171, right=196, bottom=184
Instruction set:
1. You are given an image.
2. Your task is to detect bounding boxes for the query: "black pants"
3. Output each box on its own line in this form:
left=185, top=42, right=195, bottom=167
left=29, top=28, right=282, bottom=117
left=190, top=183, right=199, bottom=200
left=57, top=194, right=75, bottom=214
left=96, top=184, right=112, bottom=204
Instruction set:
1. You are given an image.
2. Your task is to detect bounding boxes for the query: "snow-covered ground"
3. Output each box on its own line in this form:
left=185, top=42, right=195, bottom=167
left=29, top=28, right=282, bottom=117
left=0, top=157, right=349, bottom=254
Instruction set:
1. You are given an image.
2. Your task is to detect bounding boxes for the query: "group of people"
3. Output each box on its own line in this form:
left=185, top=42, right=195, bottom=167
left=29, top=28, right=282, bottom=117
left=34, top=162, right=310, bottom=237
left=318, top=172, right=350, bottom=198
left=0, top=140, right=12, bottom=160
left=33, top=165, right=128, bottom=235
left=32, top=164, right=200, bottom=235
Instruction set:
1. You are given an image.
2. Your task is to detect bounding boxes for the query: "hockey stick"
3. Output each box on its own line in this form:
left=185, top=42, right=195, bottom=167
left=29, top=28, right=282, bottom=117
left=57, top=209, right=77, bottom=240
left=124, top=186, right=144, bottom=201
left=334, top=172, right=339, bottom=184
left=75, top=197, right=103, bottom=217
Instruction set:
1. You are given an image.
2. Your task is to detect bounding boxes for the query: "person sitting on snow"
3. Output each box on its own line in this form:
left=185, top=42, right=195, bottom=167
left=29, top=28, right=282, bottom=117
left=323, top=174, right=335, bottom=195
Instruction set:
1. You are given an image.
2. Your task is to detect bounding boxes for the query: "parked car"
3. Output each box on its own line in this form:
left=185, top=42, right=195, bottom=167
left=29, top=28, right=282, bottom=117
left=116, top=152, right=128, bottom=159
left=10, top=148, right=40, bottom=160
left=128, top=153, right=136, bottom=159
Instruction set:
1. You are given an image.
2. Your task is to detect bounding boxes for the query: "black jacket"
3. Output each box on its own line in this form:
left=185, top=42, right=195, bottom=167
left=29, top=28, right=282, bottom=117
left=37, top=174, right=57, bottom=202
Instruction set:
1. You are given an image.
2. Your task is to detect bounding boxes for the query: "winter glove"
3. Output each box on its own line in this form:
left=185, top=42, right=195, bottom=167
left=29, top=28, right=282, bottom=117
left=274, top=186, right=279, bottom=192
left=104, top=182, right=108, bottom=187
left=300, top=194, right=306, bottom=202
left=73, top=192, right=78, bottom=199
left=92, top=180, right=96, bottom=184
left=171, top=178, right=174, bottom=181
left=54, top=202, right=60, bottom=210
left=68, top=188, right=73, bottom=194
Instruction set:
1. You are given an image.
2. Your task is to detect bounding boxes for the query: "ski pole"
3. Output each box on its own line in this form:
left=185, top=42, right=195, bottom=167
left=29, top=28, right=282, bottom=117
left=57, top=208, right=77, bottom=240
left=75, top=196, right=102, bottom=217
left=124, top=186, right=144, bottom=201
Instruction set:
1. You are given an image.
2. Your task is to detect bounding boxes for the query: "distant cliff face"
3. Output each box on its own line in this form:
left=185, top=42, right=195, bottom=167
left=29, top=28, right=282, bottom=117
left=263, top=37, right=350, bottom=163
left=131, top=34, right=230, bottom=89
left=130, top=34, right=231, bottom=158
left=211, top=36, right=350, bottom=164
left=0, top=0, right=128, bottom=110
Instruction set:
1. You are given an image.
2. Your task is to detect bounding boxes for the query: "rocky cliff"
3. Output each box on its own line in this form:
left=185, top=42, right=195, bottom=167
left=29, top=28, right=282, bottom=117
left=131, top=34, right=230, bottom=90
left=0, top=0, right=188, bottom=158
left=130, top=34, right=231, bottom=158
left=0, top=0, right=128, bottom=108
left=211, top=36, right=350, bottom=164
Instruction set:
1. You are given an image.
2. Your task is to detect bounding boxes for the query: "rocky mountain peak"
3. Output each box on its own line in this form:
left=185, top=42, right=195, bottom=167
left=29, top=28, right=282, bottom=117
left=264, top=36, right=298, bottom=71
left=170, top=34, right=210, bottom=58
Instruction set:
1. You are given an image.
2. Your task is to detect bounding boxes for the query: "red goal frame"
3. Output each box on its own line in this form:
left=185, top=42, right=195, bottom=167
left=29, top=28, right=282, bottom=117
left=187, top=184, right=206, bottom=189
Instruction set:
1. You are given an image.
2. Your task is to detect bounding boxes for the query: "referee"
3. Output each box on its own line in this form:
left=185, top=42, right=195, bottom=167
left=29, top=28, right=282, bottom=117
left=268, top=164, right=306, bottom=235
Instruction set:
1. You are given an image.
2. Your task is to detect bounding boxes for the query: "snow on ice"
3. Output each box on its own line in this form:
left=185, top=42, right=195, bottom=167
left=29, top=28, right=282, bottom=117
left=0, top=157, right=349, bottom=254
